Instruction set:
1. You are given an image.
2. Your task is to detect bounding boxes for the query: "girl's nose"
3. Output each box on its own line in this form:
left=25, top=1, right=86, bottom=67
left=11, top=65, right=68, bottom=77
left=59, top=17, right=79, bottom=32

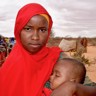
left=31, top=31, right=39, bottom=40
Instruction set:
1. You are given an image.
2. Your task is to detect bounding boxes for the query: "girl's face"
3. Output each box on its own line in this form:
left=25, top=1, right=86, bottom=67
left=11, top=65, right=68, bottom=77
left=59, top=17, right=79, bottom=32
left=20, top=15, right=48, bottom=54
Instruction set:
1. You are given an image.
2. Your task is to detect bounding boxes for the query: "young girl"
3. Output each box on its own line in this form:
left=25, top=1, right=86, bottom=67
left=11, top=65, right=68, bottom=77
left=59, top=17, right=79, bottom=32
left=0, top=3, right=61, bottom=96
left=0, top=3, right=96, bottom=96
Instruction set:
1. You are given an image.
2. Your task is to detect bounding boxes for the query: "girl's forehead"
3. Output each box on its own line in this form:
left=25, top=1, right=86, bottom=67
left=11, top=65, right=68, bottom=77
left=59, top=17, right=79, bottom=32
left=28, top=15, right=48, bottom=24
left=25, top=15, right=48, bottom=28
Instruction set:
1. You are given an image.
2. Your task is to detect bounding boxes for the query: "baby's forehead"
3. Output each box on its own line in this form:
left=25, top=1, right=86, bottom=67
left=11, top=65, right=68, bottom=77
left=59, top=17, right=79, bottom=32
left=56, top=59, right=74, bottom=66
left=55, top=59, right=75, bottom=70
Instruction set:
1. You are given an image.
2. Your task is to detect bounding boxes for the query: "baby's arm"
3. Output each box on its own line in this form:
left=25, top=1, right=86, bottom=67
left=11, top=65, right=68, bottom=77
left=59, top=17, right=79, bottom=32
left=50, top=81, right=96, bottom=96
left=76, top=83, right=96, bottom=96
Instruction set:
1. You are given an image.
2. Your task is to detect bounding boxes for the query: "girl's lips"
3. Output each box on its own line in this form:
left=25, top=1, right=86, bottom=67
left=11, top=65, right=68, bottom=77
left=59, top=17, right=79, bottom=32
left=29, top=44, right=41, bottom=48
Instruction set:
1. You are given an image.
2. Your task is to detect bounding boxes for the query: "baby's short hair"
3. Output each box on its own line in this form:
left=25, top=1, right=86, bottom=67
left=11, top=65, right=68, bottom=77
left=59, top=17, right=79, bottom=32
left=57, top=57, right=86, bottom=84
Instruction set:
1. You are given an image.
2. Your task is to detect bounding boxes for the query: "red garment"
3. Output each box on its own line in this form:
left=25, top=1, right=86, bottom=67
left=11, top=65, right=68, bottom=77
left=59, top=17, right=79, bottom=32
left=0, top=3, right=61, bottom=96
left=42, top=88, right=52, bottom=96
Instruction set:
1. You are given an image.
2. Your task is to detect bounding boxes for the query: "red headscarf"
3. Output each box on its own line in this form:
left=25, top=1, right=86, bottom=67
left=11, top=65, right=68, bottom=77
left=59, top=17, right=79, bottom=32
left=0, top=3, right=61, bottom=96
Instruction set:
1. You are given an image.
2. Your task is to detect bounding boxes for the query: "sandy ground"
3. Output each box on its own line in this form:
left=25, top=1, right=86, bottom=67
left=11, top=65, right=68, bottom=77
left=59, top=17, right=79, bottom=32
left=66, top=46, right=96, bottom=82
left=84, top=46, right=96, bottom=82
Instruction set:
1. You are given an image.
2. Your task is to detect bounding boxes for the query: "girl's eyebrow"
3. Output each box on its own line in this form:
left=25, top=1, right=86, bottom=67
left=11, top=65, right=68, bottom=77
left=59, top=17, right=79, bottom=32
left=39, top=27, right=47, bottom=29
left=25, top=25, right=32, bottom=27
left=25, top=22, right=33, bottom=26
left=25, top=25, right=47, bottom=29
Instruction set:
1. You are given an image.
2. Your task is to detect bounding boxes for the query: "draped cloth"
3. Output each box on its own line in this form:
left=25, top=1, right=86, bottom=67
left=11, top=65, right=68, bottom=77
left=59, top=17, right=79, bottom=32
left=0, top=3, right=61, bottom=96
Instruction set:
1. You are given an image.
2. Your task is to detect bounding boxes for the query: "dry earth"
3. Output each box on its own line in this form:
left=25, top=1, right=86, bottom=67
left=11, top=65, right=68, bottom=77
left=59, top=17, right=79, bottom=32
left=66, top=46, right=96, bottom=82
left=84, top=46, right=96, bottom=82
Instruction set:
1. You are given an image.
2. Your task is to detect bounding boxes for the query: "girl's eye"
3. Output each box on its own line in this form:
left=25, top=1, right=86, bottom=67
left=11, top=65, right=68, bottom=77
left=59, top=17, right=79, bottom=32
left=39, top=28, right=47, bottom=33
left=23, top=27, right=32, bottom=32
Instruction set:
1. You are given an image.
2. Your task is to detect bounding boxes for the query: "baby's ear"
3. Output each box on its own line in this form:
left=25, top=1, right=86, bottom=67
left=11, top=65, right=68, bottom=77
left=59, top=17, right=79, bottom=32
left=70, top=79, right=76, bottom=82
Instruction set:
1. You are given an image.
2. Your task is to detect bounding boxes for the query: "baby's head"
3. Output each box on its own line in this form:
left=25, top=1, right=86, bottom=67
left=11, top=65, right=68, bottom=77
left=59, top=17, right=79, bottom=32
left=49, top=58, right=86, bottom=90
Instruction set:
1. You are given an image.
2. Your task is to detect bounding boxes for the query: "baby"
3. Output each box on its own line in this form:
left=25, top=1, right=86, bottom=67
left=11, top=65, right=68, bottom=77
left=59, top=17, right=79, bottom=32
left=43, top=58, right=86, bottom=96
